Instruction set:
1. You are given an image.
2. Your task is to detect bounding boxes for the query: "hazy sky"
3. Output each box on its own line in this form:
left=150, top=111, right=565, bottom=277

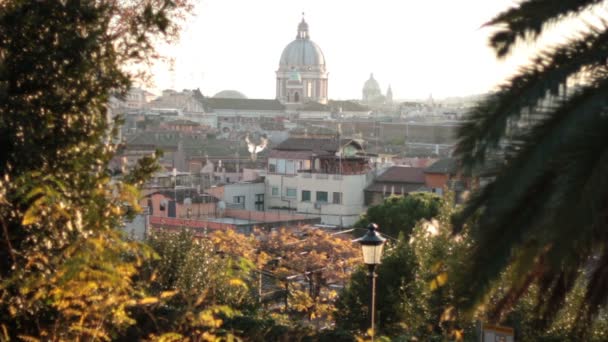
left=150, top=0, right=533, bottom=100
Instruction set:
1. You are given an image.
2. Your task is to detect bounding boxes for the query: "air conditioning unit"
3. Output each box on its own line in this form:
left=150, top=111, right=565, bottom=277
left=314, top=202, right=323, bottom=209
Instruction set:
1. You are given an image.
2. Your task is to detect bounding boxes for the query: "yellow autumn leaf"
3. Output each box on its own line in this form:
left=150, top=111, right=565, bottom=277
left=229, top=278, right=247, bottom=288
left=429, top=272, right=448, bottom=291
left=139, top=297, right=159, bottom=305
left=22, top=205, right=40, bottom=225
left=160, top=291, right=177, bottom=299
left=436, top=272, right=448, bottom=286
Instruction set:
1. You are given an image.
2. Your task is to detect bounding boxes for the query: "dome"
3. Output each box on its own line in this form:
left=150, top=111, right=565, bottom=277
left=213, top=90, right=247, bottom=99
left=363, top=73, right=381, bottom=92
left=279, top=19, right=325, bottom=68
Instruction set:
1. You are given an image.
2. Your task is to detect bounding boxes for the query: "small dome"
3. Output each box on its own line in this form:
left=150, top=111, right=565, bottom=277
left=213, top=90, right=247, bottom=99
left=363, top=73, right=381, bottom=92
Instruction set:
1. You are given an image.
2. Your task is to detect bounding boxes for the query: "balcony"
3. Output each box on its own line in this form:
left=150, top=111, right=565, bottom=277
left=297, top=157, right=371, bottom=176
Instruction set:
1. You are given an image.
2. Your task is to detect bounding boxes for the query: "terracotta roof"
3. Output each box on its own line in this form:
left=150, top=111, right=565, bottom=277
left=424, top=158, right=458, bottom=174
left=377, top=166, right=426, bottom=183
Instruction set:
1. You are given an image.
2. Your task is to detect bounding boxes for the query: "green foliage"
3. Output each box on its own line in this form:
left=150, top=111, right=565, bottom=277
left=337, top=195, right=473, bottom=339
left=0, top=0, right=193, bottom=339
left=453, top=0, right=608, bottom=336
left=356, top=192, right=441, bottom=239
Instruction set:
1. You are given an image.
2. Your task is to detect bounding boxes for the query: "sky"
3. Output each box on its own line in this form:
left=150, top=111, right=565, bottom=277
left=149, top=0, right=535, bottom=100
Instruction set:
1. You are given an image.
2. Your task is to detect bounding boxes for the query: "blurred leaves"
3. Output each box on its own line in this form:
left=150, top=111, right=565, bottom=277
left=454, top=0, right=608, bottom=336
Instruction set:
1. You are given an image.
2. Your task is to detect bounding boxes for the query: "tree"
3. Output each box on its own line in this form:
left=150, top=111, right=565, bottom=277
left=256, top=227, right=361, bottom=326
left=356, top=192, right=441, bottom=239
left=452, top=0, right=608, bottom=336
left=0, top=1, right=192, bottom=339
left=336, top=194, right=474, bottom=340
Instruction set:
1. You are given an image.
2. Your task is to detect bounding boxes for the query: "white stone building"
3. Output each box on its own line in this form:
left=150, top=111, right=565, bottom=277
left=265, top=138, right=374, bottom=226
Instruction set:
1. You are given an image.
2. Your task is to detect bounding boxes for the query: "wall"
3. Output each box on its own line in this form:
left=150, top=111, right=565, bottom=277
left=296, top=172, right=372, bottom=226
left=266, top=171, right=373, bottom=227
left=424, top=173, right=450, bottom=189
left=142, top=193, right=217, bottom=219
left=265, top=173, right=299, bottom=210
left=223, top=182, right=265, bottom=211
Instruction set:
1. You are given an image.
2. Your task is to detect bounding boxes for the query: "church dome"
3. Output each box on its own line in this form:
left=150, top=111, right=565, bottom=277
left=213, top=90, right=247, bottom=99
left=363, top=73, right=381, bottom=93
left=279, top=19, right=326, bottom=68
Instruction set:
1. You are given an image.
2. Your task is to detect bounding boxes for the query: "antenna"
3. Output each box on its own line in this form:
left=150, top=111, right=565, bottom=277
left=169, top=58, right=176, bottom=90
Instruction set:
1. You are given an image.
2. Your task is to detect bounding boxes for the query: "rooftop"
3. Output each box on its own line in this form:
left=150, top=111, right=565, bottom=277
left=376, top=166, right=426, bottom=183
left=274, top=137, right=360, bottom=154
left=201, top=98, right=285, bottom=111
left=424, top=158, right=458, bottom=174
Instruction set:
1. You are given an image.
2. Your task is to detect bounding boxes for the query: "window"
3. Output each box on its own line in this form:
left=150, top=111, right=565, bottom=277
left=333, top=192, right=342, bottom=204
left=271, top=186, right=279, bottom=196
left=301, top=190, right=311, bottom=202
left=277, top=159, right=286, bottom=173
left=268, top=159, right=277, bottom=173
left=255, top=194, right=264, bottom=211
left=316, top=191, right=328, bottom=203
left=286, top=160, right=295, bottom=174
left=233, top=195, right=245, bottom=204
left=286, top=188, right=297, bottom=198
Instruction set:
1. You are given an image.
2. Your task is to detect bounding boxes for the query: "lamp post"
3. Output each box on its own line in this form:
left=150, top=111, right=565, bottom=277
left=355, top=223, right=386, bottom=341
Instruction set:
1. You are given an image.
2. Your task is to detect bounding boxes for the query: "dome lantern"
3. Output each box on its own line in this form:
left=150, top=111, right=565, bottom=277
left=297, top=14, right=309, bottom=40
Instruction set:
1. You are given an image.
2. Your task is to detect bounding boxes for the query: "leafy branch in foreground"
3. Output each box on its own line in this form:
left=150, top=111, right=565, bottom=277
left=0, top=0, right=192, bottom=340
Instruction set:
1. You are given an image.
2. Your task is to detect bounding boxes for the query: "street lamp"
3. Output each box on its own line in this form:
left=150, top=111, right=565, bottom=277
left=355, top=223, right=386, bottom=341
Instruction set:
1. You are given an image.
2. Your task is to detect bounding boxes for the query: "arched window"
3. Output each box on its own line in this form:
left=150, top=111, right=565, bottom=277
left=294, top=92, right=299, bottom=102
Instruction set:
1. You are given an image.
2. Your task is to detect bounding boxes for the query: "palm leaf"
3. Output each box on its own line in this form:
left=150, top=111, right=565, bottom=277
left=485, top=0, right=603, bottom=57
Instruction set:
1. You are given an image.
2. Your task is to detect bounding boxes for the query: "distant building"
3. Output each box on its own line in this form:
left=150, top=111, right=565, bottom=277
left=362, top=74, right=395, bottom=108
left=213, top=90, right=247, bottom=99
left=276, top=17, right=328, bottom=105
left=114, top=87, right=156, bottom=110
left=362, top=73, right=383, bottom=105
left=148, top=89, right=206, bottom=114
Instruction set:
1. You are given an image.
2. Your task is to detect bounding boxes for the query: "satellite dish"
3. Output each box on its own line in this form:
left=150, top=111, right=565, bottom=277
left=184, top=197, right=192, bottom=206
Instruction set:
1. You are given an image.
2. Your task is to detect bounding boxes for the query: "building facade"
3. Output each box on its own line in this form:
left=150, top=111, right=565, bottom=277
left=265, top=138, right=374, bottom=226
left=276, top=18, right=328, bottom=105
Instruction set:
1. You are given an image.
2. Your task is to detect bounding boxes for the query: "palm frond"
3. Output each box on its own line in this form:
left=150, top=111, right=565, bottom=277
left=455, top=77, right=608, bottom=321
left=455, top=23, right=608, bottom=169
left=486, top=0, right=603, bottom=57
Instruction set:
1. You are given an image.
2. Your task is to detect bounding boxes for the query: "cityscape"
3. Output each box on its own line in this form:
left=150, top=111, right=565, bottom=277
left=2, top=1, right=608, bottom=341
